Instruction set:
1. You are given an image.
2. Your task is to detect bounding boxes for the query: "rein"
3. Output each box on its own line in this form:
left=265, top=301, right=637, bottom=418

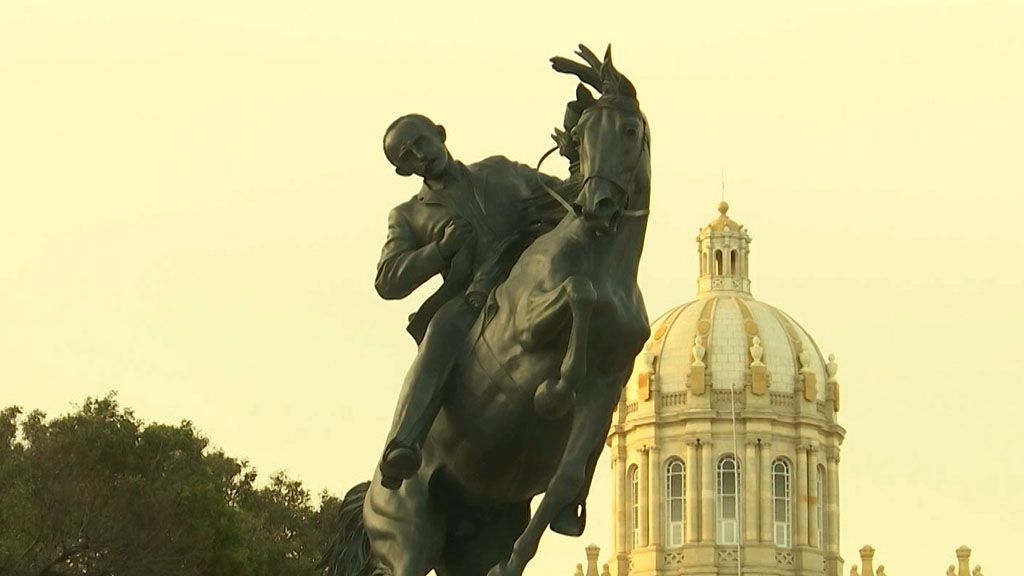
left=534, top=107, right=650, bottom=220
left=535, top=145, right=580, bottom=218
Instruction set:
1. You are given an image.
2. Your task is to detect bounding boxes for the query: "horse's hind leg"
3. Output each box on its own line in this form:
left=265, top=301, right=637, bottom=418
left=364, top=470, right=446, bottom=576
left=518, top=276, right=596, bottom=419
left=435, top=501, right=530, bottom=576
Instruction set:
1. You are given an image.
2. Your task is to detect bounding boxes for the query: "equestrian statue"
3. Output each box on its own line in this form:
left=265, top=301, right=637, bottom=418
left=323, top=44, right=653, bottom=576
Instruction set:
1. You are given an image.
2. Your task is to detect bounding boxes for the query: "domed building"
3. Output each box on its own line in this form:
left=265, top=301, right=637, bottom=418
left=607, top=202, right=845, bottom=576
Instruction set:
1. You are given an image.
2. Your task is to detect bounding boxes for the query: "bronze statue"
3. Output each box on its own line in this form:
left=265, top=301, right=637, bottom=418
left=324, top=45, right=652, bottom=576
left=375, top=114, right=565, bottom=489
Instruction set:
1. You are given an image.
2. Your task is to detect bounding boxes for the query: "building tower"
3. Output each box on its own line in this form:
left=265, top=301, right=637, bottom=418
left=608, top=202, right=845, bottom=576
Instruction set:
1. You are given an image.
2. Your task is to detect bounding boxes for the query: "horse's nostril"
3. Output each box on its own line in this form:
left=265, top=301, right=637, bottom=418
left=595, top=197, right=616, bottom=215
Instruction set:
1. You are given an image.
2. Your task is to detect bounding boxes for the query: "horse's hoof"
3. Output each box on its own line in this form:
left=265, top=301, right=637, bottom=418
left=534, top=379, right=576, bottom=420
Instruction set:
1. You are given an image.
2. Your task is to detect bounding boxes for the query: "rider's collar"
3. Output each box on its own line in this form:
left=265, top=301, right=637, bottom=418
left=417, top=162, right=469, bottom=202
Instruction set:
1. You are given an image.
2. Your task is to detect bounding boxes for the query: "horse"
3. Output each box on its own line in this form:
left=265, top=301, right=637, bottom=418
left=324, top=45, right=652, bottom=576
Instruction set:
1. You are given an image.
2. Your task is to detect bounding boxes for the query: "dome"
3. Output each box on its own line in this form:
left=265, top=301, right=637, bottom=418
left=626, top=297, right=829, bottom=403
left=607, top=203, right=844, bottom=576
left=623, top=202, right=839, bottom=413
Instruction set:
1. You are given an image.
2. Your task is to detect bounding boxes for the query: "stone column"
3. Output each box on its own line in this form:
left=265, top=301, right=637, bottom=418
left=759, top=441, right=773, bottom=543
left=700, top=439, right=715, bottom=543
left=808, top=444, right=820, bottom=548
left=685, top=440, right=700, bottom=544
left=649, top=444, right=662, bottom=549
left=744, top=440, right=758, bottom=543
left=639, top=447, right=650, bottom=548
left=827, top=451, right=840, bottom=555
left=614, top=443, right=629, bottom=555
left=796, top=444, right=809, bottom=546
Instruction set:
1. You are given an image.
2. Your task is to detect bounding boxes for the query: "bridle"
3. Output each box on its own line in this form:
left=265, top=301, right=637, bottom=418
left=535, top=100, right=650, bottom=221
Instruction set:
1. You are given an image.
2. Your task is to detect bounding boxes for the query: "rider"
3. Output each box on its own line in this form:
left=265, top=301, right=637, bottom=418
left=375, top=113, right=571, bottom=489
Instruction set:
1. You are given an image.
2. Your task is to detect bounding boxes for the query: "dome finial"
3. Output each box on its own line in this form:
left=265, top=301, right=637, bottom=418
left=718, top=200, right=729, bottom=215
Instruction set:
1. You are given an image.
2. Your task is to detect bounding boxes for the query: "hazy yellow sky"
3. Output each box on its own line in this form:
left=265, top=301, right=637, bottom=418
left=2, top=1, right=1022, bottom=573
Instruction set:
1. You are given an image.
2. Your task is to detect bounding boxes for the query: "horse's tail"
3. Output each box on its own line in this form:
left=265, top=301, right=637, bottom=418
left=319, top=481, right=387, bottom=576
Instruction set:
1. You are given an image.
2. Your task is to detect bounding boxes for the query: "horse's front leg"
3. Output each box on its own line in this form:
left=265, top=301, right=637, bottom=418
left=486, top=380, right=620, bottom=576
left=517, top=276, right=596, bottom=419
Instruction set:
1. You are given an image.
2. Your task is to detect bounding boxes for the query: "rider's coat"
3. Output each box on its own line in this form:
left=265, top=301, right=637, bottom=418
left=375, top=156, right=563, bottom=341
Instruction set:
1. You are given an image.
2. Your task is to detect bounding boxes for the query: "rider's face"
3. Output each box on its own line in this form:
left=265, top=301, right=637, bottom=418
left=384, top=119, right=449, bottom=179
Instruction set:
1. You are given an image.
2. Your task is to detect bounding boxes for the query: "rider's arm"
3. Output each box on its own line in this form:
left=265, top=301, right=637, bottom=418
left=375, top=207, right=445, bottom=300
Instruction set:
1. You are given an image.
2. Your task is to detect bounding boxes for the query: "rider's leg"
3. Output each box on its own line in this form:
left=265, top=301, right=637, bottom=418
left=380, top=297, right=476, bottom=489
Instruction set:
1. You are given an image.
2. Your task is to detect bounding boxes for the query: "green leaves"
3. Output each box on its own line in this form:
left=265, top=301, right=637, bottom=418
left=0, top=394, right=335, bottom=576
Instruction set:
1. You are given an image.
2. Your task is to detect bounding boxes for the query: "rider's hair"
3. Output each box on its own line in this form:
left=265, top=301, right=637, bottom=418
left=382, top=114, right=440, bottom=164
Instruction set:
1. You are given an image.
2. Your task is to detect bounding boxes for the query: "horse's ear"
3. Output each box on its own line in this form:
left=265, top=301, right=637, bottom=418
left=435, top=124, right=447, bottom=142
left=575, top=83, right=596, bottom=107
left=600, top=45, right=619, bottom=95
left=618, top=75, right=637, bottom=99
left=601, top=44, right=637, bottom=99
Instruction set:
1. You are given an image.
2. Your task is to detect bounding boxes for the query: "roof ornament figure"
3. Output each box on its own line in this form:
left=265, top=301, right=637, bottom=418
left=750, top=335, right=765, bottom=367
left=827, top=353, right=839, bottom=382
left=691, top=335, right=706, bottom=367
left=827, top=353, right=841, bottom=412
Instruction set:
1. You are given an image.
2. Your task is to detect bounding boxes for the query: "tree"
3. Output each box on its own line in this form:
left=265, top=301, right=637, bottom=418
left=0, top=394, right=336, bottom=576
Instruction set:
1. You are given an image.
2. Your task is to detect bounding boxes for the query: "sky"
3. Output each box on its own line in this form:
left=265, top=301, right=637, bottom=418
left=2, top=1, right=1023, bottom=574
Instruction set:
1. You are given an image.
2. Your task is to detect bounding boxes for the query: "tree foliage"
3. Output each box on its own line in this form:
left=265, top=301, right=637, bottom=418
left=0, top=394, right=337, bottom=576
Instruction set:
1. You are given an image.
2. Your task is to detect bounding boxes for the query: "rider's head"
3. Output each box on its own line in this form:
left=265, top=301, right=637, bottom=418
left=383, top=114, right=450, bottom=179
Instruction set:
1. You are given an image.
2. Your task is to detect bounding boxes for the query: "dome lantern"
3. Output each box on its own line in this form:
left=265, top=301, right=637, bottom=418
left=696, top=201, right=752, bottom=296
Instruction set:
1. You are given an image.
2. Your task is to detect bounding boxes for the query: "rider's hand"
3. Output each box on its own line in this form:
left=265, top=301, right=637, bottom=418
left=438, top=218, right=473, bottom=259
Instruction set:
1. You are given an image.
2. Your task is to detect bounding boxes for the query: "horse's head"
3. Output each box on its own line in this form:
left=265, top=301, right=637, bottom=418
left=553, top=45, right=650, bottom=235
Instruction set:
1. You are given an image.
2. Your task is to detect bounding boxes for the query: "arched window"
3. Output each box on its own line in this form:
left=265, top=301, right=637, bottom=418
left=773, top=459, right=792, bottom=548
left=629, top=465, right=640, bottom=550
left=730, top=250, right=738, bottom=275
left=701, top=251, right=708, bottom=275
left=665, top=459, right=685, bottom=547
left=714, top=250, right=723, bottom=275
left=716, top=456, right=740, bottom=545
left=817, top=464, right=827, bottom=549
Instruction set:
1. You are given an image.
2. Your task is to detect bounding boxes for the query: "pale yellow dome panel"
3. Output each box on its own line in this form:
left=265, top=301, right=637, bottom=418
left=708, top=298, right=748, bottom=391
left=650, top=300, right=703, bottom=395
left=776, top=308, right=829, bottom=401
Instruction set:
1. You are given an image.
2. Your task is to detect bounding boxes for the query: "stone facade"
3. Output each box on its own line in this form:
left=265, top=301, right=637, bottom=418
left=607, top=203, right=845, bottom=576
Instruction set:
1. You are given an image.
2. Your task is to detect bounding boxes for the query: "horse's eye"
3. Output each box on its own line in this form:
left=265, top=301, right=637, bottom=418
left=624, top=126, right=639, bottom=138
